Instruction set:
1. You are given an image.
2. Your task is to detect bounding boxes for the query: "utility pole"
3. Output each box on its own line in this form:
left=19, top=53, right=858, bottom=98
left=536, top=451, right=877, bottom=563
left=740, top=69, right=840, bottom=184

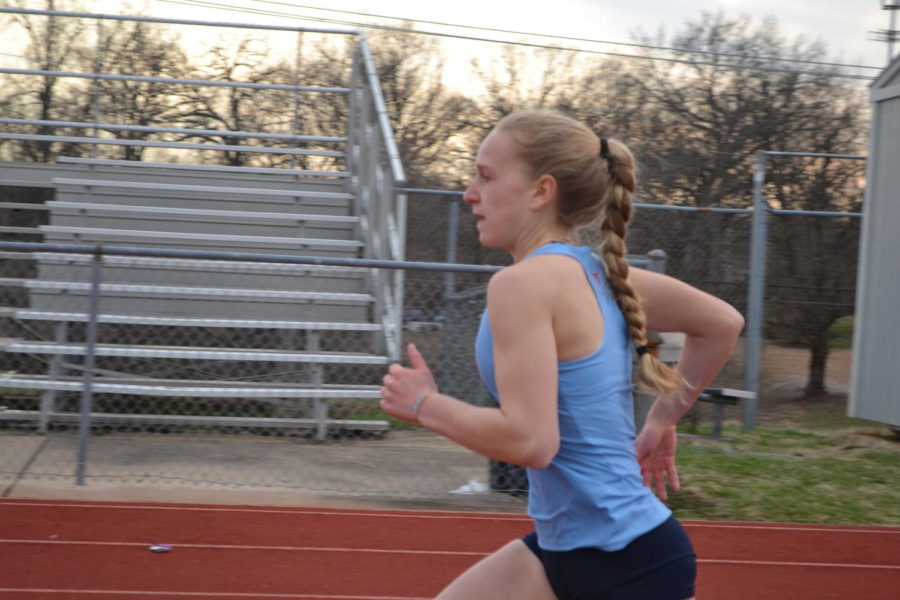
left=872, top=1, right=900, bottom=64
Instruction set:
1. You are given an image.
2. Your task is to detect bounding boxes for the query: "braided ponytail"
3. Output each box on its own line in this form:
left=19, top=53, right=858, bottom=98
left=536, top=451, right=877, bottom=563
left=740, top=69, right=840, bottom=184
left=494, top=110, right=683, bottom=396
left=598, top=141, right=683, bottom=396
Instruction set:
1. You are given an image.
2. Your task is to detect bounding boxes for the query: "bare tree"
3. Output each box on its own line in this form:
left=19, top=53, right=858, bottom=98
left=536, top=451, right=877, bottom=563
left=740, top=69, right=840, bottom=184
left=470, top=44, right=586, bottom=130
left=765, top=99, right=866, bottom=396
left=1, top=0, right=91, bottom=161
left=463, top=11, right=868, bottom=395
left=599, top=11, right=868, bottom=396
left=175, top=36, right=290, bottom=167
left=86, top=18, right=190, bottom=161
left=364, top=26, right=479, bottom=188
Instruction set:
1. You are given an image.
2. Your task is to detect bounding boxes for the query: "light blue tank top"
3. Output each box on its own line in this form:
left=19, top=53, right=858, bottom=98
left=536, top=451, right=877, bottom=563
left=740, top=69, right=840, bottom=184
left=475, top=242, right=671, bottom=551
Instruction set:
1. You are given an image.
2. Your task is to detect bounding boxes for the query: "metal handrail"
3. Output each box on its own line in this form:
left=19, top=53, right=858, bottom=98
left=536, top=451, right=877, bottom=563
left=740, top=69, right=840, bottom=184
left=0, top=133, right=343, bottom=157
left=56, top=157, right=348, bottom=176
left=0, top=118, right=346, bottom=144
left=358, top=35, right=407, bottom=186
left=0, top=68, right=349, bottom=94
left=0, top=242, right=503, bottom=274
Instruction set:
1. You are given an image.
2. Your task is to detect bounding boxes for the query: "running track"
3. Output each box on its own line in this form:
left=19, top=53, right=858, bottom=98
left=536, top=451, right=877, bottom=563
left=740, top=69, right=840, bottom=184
left=1, top=499, right=897, bottom=599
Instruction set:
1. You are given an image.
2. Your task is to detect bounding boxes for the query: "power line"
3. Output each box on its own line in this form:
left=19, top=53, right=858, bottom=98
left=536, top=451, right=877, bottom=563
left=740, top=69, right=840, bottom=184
left=155, top=0, right=878, bottom=81
left=237, top=0, right=883, bottom=72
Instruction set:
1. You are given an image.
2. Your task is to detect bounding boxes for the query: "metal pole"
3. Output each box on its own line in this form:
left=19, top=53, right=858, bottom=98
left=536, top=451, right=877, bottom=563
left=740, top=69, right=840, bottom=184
left=743, top=152, right=768, bottom=431
left=347, top=49, right=360, bottom=176
left=39, top=323, right=68, bottom=433
left=75, top=243, right=103, bottom=486
left=646, top=249, right=668, bottom=274
left=88, top=19, right=105, bottom=159
left=0, top=241, right=504, bottom=274
left=291, top=31, right=303, bottom=170
left=890, top=5, right=897, bottom=64
left=444, top=196, right=460, bottom=298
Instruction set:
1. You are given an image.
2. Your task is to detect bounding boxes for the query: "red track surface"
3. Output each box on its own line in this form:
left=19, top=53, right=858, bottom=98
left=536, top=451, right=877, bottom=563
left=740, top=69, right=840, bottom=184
left=1, top=499, right=897, bottom=599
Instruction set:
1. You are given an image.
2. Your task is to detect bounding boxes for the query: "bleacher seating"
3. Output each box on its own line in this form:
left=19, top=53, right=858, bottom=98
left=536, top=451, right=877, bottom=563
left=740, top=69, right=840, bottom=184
left=0, top=159, right=392, bottom=439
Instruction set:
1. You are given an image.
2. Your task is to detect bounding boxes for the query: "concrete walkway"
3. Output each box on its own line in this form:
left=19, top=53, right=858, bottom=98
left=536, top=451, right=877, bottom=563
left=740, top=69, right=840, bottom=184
left=1, top=430, right=528, bottom=513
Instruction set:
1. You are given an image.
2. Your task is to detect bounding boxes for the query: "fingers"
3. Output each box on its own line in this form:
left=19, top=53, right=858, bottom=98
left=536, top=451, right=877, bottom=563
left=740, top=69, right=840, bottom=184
left=656, top=473, right=668, bottom=502
left=641, top=466, right=674, bottom=502
left=407, top=343, right=427, bottom=370
left=667, top=465, right=681, bottom=493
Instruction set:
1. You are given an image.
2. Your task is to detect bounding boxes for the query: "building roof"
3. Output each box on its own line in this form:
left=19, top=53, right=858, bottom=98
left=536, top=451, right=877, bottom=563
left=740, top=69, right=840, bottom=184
left=872, top=52, right=900, bottom=92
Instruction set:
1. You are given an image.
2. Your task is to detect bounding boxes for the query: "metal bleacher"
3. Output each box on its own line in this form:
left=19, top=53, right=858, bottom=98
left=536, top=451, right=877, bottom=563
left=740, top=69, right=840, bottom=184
left=0, top=10, right=407, bottom=441
left=1, top=161, right=395, bottom=440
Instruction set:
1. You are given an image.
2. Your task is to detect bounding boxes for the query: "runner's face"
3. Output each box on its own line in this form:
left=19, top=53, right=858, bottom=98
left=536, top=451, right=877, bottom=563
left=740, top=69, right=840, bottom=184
left=463, top=129, right=538, bottom=250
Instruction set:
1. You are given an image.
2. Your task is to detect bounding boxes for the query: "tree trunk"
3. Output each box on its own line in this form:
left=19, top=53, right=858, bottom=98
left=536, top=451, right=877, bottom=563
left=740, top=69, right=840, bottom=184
left=805, top=329, right=830, bottom=397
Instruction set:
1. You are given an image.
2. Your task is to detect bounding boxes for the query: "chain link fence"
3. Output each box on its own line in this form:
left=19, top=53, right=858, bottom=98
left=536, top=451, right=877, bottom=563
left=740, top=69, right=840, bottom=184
left=403, top=188, right=862, bottom=432
left=0, top=243, right=522, bottom=508
left=761, top=211, right=859, bottom=403
left=1, top=185, right=863, bottom=505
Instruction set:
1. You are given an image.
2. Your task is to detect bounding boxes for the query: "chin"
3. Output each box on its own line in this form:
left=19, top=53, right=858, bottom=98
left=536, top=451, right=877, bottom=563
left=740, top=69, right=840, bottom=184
left=478, top=234, right=501, bottom=249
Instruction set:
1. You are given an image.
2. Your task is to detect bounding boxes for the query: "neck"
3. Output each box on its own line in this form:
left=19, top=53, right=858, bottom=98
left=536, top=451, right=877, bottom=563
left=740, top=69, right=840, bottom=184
left=510, top=228, right=574, bottom=262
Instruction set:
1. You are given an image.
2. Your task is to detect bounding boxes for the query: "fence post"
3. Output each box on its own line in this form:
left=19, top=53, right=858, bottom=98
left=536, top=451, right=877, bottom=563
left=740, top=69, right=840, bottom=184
left=444, top=194, right=460, bottom=298
left=646, top=248, right=667, bottom=274
left=88, top=19, right=105, bottom=159
left=290, top=30, right=304, bottom=170
left=75, top=243, right=103, bottom=486
left=347, top=48, right=359, bottom=175
left=39, top=322, right=68, bottom=433
left=744, top=152, right=768, bottom=431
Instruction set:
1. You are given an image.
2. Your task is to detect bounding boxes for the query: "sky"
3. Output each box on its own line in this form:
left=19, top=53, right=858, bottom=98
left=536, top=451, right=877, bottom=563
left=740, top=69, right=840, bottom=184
left=128, top=0, right=895, bottom=69
left=3, top=0, right=895, bottom=84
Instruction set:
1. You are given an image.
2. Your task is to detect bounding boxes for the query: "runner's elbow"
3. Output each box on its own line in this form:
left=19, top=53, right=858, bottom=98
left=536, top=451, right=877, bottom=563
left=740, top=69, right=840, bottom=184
left=720, top=304, right=745, bottom=340
left=519, top=437, right=559, bottom=470
left=700, top=301, right=745, bottom=342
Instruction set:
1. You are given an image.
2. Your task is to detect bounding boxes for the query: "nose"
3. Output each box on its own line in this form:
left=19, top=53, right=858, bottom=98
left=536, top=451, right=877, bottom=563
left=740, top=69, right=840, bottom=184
left=463, top=179, right=478, bottom=205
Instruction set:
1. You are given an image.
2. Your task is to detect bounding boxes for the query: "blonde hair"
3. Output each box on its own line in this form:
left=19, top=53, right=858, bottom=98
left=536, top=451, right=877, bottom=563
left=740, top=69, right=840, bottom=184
left=495, top=109, right=682, bottom=395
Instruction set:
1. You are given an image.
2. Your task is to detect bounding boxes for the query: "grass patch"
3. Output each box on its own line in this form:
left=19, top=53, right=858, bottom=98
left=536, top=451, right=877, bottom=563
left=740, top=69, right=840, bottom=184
left=829, top=315, right=854, bottom=349
left=330, top=399, right=419, bottom=431
left=669, top=424, right=900, bottom=525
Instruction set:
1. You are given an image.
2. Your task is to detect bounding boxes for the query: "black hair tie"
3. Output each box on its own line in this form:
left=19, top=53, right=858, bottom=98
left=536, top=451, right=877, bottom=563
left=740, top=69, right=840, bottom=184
left=600, top=137, right=610, bottom=161
left=635, top=344, right=650, bottom=357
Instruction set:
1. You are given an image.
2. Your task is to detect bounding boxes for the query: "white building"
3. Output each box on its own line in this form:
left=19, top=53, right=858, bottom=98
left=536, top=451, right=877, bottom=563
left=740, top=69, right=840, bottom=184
left=849, top=54, right=900, bottom=429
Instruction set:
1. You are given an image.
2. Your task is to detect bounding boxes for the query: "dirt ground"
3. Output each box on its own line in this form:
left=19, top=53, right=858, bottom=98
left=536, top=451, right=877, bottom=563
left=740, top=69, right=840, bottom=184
left=756, top=345, right=853, bottom=423
left=675, top=342, right=866, bottom=431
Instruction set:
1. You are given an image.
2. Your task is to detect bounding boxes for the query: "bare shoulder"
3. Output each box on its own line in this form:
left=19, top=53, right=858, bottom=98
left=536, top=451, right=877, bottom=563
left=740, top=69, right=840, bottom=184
left=487, top=254, right=582, bottom=302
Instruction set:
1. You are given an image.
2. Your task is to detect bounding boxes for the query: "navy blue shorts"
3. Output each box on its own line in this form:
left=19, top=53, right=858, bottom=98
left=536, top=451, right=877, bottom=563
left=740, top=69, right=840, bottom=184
left=522, top=515, right=696, bottom=600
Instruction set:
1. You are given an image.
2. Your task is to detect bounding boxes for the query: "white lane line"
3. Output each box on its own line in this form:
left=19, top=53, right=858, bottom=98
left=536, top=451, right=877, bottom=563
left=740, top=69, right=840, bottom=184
left=699, top=558, right=900, bottom=570
left=7, top=501, right=899, bottom=534
left=0, top=500, right=530, bottom=522
left=4, top=502, right=898, bottom=534
left=685, top=522, right=900, bottom=535
left=3, top=539, right=899, bottom=570
left=0, top=538, right=489, bottom=557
